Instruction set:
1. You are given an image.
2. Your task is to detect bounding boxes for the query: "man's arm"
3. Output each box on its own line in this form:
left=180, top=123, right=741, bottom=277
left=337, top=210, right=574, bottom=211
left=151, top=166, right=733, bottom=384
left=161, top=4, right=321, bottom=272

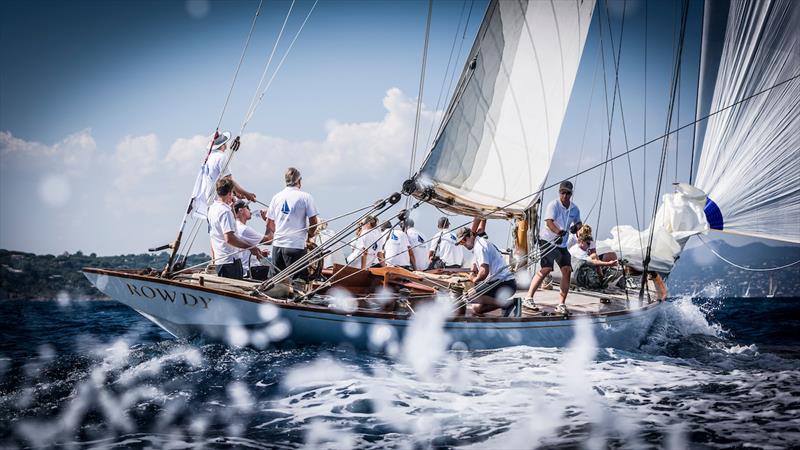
left=545, top=219, right=562, bottom=234
left=470, top=263, right=490, bottom=283
left=266, top=218, right=276, bottom=241
left=223, top=175, right=256, bottom=202
left=408, top=247, right=416, bottom=269
left=307, top=215, right=319, bottom=240
left=223, top=232, right=263, bottom=257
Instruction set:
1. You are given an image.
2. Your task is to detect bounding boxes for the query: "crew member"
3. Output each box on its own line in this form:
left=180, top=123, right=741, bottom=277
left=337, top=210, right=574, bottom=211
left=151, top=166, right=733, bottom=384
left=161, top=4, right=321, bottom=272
left=524, top=180, right=582, bottom=315
left=233, top=200, right=271, bottom=280
left=403, top=219, right=428, bottom=271
left=456, top=228, right=517, bottom=316
left=266, top=167, right=319, bottom=280
left=208, top=178, right=263, bottom=279
left=381, top=221, right=416, bottom=270
left=428, top=217, right=463, bottom=269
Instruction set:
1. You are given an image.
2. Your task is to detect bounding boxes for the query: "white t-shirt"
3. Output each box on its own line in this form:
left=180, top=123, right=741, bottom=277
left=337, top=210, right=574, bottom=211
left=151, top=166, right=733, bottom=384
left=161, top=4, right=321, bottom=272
left=567, top=236, right=596, bottom=271
left=405, top=227, right=428, bottom=271
left=236, top=221, right=264, bottom=272
left=473, top=237, right=514, bottom=282
left=356, top=227, right=384, bottom=268
left=430, top=230, right=463, bottom=267
left=382, top=229, right=412, bottom=267
left=267, top=187, right=319, bottom=249
left=318, top=228, right=347, bottom=268
left=191, top=150, right=231, bottom=219
left=207, top=200, right=238, bottom=264
left=346, top=237, right=364, bottom=267
left=540, top=199, right=582, bottom=248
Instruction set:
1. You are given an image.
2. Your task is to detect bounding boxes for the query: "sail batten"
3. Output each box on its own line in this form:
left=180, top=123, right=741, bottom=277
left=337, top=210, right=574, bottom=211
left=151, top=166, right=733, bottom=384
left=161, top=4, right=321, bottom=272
left=412, top=0, right=596, bottom=217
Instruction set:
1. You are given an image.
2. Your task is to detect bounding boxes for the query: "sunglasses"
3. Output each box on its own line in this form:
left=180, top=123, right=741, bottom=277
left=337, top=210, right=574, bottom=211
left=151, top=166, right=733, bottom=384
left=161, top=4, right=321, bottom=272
left=560, top=191, right=572, bottom=196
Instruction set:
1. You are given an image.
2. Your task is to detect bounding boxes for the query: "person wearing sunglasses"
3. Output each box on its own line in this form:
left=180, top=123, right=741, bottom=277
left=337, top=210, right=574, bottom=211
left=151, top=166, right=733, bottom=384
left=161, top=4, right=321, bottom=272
left=524, top=180, right=582, bottom=315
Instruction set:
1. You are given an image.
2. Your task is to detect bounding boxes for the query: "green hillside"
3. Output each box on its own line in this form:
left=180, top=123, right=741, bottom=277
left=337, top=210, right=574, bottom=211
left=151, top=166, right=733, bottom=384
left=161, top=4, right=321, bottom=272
left=0, top=250, right=209, bottom=300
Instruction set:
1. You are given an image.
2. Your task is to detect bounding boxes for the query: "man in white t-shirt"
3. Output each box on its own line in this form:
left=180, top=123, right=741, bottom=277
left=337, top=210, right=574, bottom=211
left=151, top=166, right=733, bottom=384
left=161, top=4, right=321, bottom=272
left=354, top=216, right=384, bottom=269
left=403, top=219, right=428, bottom=271
left=233, top=200, right=271, bottom=280
left=266, top=167, right=319, bottom=280
left=207, top=178, right=264, bottom=280
left=524, top=180, right=583, bottom=315
left=428, top=217, right=463, bottom=269
left=381, top=221, right=416, bottom=270
left=191, top=131, right=256, bottom=219
left=456, top=228, right=517, bottom=316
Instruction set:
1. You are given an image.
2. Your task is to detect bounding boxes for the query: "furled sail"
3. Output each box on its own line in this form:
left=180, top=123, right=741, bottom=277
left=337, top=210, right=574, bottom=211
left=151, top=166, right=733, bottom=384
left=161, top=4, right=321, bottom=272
left=694, top=0, right=800, bottom=243
left=409, top=0, right=595, bottom=218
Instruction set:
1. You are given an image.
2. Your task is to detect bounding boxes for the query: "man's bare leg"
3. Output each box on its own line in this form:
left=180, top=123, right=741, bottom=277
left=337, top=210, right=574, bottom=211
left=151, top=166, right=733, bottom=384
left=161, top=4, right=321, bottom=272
left=559, top=265, right=572, bottom=304
left=526, top=267, right=553, bottom=300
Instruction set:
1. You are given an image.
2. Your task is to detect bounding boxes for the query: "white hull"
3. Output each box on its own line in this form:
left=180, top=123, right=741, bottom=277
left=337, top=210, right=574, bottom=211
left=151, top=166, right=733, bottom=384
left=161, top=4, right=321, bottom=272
left=84, top=269, right=662, bottom=350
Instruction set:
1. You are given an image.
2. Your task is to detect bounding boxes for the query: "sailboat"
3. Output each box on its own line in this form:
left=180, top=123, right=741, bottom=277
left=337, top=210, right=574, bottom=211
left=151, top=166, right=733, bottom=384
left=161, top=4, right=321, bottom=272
left=83, top=0, right=798, bottom=350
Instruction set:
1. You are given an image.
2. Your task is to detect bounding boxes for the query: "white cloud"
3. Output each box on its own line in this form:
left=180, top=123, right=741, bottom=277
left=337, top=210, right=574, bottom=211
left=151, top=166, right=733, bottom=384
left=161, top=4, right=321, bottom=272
left=113, top=134, right=160, bottom=191
left=1, top=88, right=442, bottom=255
left=0, top=129, right=96, bottom=174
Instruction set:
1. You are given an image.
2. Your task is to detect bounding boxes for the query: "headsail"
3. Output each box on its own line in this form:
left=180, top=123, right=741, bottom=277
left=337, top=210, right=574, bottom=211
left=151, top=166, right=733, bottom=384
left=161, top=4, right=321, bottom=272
left=409, top=0, right=595, bottom=218
left=694, top=0, right=800, bottom=243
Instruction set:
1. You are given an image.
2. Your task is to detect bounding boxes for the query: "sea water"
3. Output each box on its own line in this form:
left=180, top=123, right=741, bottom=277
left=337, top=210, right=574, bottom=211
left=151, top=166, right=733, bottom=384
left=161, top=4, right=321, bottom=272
left=1, top=296, right=798, bottom=448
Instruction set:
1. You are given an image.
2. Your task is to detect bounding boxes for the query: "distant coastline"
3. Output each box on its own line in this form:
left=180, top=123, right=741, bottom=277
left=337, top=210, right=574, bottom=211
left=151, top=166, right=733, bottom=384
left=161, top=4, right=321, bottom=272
left=2, top=243, right=798, bottom=300
left=0, top=249, right=208, bottom=300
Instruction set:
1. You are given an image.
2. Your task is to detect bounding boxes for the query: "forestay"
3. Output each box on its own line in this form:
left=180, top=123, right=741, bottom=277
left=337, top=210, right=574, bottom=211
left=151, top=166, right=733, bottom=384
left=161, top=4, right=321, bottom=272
left=412, top=0, right=595, bottom=217
left=694, top=0, right=800, bottom=243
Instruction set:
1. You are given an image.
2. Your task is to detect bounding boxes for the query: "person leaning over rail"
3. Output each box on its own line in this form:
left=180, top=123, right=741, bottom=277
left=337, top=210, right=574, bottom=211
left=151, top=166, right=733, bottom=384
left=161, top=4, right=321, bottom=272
left=455, top=228, right=518, bottom=316
left=568, top=224, right=619, bottom=290
left=266, top=167, right=319, bottom=281
left=233, top=200, right=272, bottom=281
left=402, top=219, right=428, bottom=271
left=428, top=217, right=464, bottom=269
left=523, top=180, right=582, bottom=315
left=208, top=178, right=264, bottom=280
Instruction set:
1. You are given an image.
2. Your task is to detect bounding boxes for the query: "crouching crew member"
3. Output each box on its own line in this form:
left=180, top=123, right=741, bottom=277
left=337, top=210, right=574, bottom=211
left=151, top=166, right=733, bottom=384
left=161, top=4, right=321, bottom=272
left=456, top=228, right=517, bottom=316
left=208, top=178, right=264, bottom=279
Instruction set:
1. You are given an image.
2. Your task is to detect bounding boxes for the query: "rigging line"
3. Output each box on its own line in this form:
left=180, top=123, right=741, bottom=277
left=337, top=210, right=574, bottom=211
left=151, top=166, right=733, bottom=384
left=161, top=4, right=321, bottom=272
left=574, top=42, right=603, bottom=186
left=433, top=0, right=475, bottom=147
left=177, top=218, right=203, bottom=261
left=407, top=0, right=434, bottom=209
left=698, top=235, right=800, bottom=272
left=422, top=0, right=468, bottom=150
left=216, top=0, right=264, bottom=131
left=243, top=0, right=320, bottom=133
left=595, top=0, right=617, bottom=233
left=242, top=0, right=296, bottom=132
left=602, top=0, right=643, bottom=260
left=264, top=196, right=410, bottom=288
left=642, top=0, right=690, bottom=283
left=642, top=0, right=647, bottom=227
left=688, top=0, right=704, bottom=185
left=418, top=0, right=489, bottom=171
left=473, top=71, right=800, bottom=228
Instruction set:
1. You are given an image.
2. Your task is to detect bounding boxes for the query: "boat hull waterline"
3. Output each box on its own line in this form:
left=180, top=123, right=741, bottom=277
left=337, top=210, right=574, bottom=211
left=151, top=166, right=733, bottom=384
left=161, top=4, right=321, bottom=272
left=83, top=269, right=661, bottom=350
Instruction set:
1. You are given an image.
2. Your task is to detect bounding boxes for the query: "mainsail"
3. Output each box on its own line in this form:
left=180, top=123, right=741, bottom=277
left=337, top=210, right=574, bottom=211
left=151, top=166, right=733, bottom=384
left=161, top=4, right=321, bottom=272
left=694, top=0, right=800, bottom=243
left=410, top=0, right=595, bottom=217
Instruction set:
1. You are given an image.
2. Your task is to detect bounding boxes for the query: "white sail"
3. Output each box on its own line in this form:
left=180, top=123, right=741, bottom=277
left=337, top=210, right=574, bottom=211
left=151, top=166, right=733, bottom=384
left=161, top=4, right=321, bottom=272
left=694, top=0, right=800, bottom=244
left=412, top=0, right=595, bottom=217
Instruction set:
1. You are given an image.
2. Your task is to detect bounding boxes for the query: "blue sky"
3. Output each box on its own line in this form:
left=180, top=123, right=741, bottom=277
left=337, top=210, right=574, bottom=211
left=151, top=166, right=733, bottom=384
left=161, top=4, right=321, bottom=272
left=1, top=0, right=795, bottom=269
